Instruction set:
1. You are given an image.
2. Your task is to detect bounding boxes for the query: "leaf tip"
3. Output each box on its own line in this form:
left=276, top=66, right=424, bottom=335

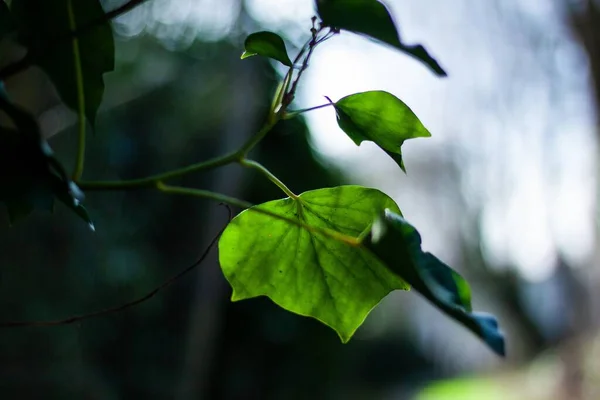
left=337, top=329, right=354, bottom=344
left=240, top=51, right=256, bottom=60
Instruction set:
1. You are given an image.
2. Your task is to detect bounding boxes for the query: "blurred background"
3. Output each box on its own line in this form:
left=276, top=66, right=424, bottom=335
left=1, top=0, right=600, bottom=398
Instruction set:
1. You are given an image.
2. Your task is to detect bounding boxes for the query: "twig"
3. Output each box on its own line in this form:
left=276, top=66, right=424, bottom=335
left=284, top=23, right=337, bottom=108
left=0, top=204, right=232, bottom=328
left=0, top=0, right=151, bottom=81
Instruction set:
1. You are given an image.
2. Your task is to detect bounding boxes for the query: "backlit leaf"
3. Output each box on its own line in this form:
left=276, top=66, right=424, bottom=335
left=333, top=90, right=431, bottom=172
left=219, top=185, right=408, bottom=342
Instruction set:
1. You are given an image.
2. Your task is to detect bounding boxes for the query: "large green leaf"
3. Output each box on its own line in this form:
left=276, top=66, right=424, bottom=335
left=219, top=185, right=409, bottom=342
left=316, top=0, right=446, bottom=76
left=241, top=31, right=293, bottom=67
left=11, top=0, right=114, bottom=126
left=0, top=96, right=93, bottom=228
left=367, top=209, right=505, bottom=356
left=333, top=90, right=431, bottom=172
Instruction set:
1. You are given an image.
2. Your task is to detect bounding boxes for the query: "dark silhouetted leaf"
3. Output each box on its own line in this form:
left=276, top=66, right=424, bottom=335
left=219, top=186, right=408, bottom=342
left=367, top=209, right=505, bottom=356
left=316, top=0, right=446, bottom=76
left=11, top=0, right=114, bottom=126
left=0, top=97, right=93, bottom=228
left=333, top=90, right=430, bottom=172
left=241, top=31, right=293, bottom=67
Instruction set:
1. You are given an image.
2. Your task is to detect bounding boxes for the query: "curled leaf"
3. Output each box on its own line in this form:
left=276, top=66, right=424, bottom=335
left=367, top=209, right=506, bottom=356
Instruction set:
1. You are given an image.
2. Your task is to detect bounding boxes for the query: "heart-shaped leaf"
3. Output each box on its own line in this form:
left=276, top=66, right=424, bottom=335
left=316, top=0, right=446, bottom=76
left=241, top=31, right=293, bottom=67
left=333, top=90, right=431, bottom=172
left=11, top=0, right=115, bottom=126
left=219, top=185, right=408, bottom=342
left=367, top=209, right=506, bottom=356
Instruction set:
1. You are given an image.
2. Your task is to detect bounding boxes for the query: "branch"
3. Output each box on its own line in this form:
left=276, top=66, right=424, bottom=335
left=77, top=119, right=279, bottom=191
left=0, top=205, right=231, bottom=328
left=0, top=0, right=151, bottom=81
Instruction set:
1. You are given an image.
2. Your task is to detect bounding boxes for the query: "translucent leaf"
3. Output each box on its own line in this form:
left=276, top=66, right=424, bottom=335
left=219, top=185, right=408, bottom=342
left=316, top=0, right=446, bottom=76
left=241, top=31, right=293, bottom=67
left=333, top=90, right=431, bottom=172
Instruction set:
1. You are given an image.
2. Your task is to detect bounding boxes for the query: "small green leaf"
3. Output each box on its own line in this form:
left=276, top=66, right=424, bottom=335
left=367, top=209, right=505, bottom=356
left=333, top=90, right=431, bottom=172
left=11, top=0, right=115, bottom=126
left=219, top=185, right=408, bottom=342
left=241, top=31, right=293, bottom=67
left=316, top=0, right=446, bottom=76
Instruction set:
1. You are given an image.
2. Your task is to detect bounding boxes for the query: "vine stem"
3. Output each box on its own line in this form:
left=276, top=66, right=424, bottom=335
left=0, top=212, right=228, bottom=328
left=240, top=159, right=298, bottom=199
left=283, top=102, right=334, bottom=119
left=78, top=119, right=278, bottom=191
left=68, top=0, right=87, bottom=181
left=156, top=182, right=360, bottom=246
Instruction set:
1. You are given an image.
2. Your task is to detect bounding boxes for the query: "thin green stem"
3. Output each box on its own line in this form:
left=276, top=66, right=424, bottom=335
left=270, top=69, right=292, bottom=117
left=236, top=116, right=279, bottom=156
left=68, top=0, right=86, bottom=181
left=156, top=181, right=252, bottom=208
left=78, top=119, right=280, bottom=191
left=156, top=182, right=360, bottom=246
left=78, top=150, right=239, bottom=190
left=240, top=159, right=298, bottom=199
left=283, top=103, right=334, bottom=119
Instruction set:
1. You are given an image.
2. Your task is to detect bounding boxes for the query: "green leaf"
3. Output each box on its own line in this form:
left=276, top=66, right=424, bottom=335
left=333, top=90, right=431, bottom=172
left=11, top=0, right=115, bottom=126
left=0, top=97, right=93, bottom=228
left=241, top=31, right=293, bottom=67
left=367, top=209, right=505, bottom=356
left=219, top=185, right=409, bottom=342
left=316, top=0, right=447, bottom=76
